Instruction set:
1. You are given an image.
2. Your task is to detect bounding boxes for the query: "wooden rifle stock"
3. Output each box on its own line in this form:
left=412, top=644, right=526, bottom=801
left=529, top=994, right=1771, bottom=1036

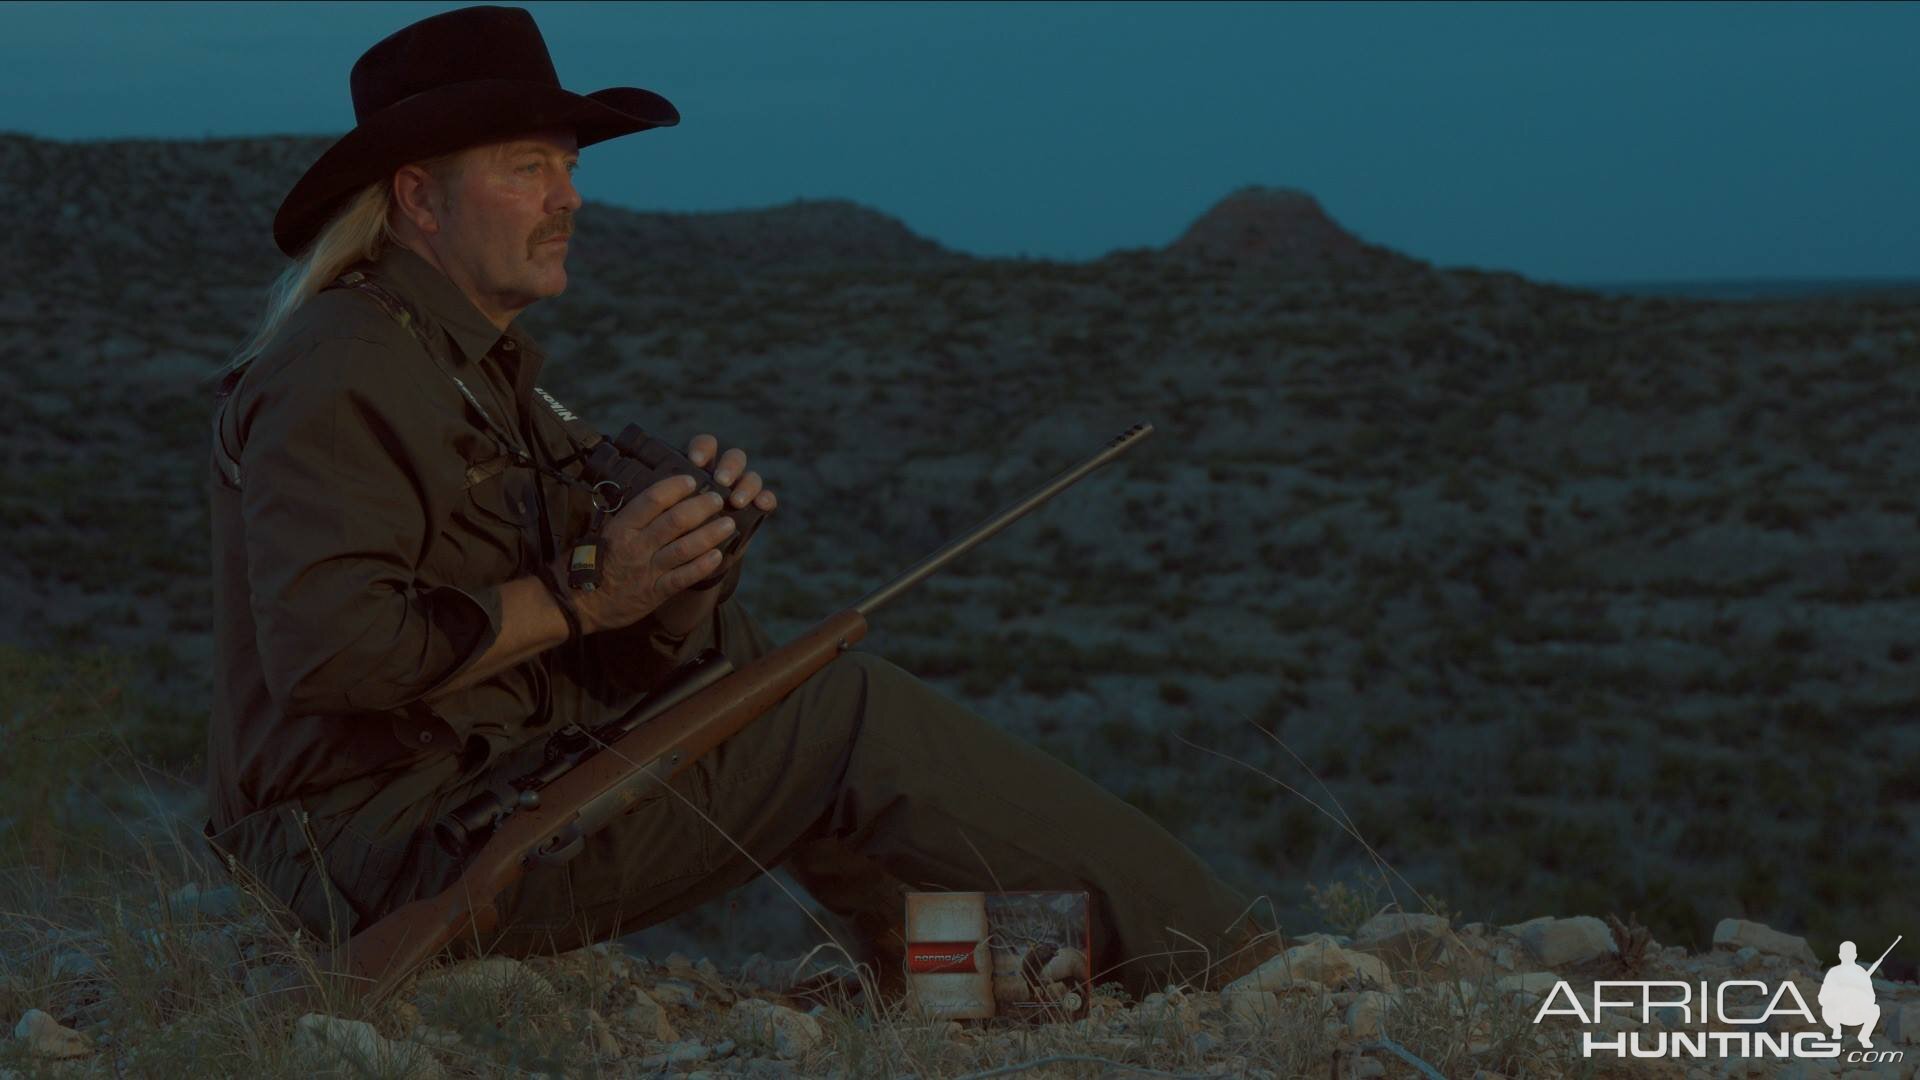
left=321, top=422, right=1155, bottom=1006
left=326, top=610, right=867, bottom=1004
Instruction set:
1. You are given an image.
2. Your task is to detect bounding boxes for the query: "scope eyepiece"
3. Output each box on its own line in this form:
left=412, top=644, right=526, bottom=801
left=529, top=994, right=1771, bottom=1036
left=433, top=791, right=506, bottom=857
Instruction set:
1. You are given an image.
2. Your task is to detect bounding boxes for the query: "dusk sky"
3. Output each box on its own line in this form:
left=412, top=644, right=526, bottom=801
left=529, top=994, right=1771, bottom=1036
left=4, top=1, right=1915, bottom=284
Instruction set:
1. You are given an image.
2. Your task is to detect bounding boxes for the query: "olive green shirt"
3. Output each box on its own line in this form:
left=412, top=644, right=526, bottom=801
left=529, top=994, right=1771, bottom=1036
left=205, top=244, right=739, bottom=830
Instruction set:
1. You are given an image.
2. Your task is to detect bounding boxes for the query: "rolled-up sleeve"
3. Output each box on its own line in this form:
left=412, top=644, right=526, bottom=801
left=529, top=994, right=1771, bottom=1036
left=238, top=336, right=503, bottom=717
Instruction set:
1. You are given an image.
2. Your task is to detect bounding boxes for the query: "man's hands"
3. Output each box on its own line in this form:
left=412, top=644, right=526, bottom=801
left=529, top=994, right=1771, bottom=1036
left=647, top=434, right=779, bottom=635
left=559, top=433, right=776, bottom=637
left=686, top=433, right=777, bottom=513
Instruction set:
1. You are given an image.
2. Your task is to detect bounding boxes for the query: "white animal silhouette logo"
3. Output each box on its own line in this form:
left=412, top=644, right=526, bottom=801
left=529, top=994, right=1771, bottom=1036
left=1819, top=936, right=1900, bottom=1048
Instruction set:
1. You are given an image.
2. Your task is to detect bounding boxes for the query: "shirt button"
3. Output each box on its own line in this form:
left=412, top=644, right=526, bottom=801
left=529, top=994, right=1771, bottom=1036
left=500, top=340, right=517, bottom=352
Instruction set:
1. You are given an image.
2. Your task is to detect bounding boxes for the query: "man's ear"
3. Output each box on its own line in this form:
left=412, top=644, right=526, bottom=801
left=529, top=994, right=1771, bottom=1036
left=391, top=165, right=448, bottom=236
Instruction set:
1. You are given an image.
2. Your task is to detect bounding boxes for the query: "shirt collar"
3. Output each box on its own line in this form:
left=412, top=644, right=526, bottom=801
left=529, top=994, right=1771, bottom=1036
left=368, top=244, right=547, bottom=380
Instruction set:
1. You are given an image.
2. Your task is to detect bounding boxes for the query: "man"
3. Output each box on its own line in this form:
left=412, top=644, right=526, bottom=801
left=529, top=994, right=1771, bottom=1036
left=205, top=4, right=1275, bottom=1002
left=1818, top=941, right=1882, bottom=1048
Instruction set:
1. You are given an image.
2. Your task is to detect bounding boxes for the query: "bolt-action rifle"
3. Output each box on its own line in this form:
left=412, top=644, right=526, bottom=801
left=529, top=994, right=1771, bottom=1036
left=323, top=422, right=1156, bottom=1005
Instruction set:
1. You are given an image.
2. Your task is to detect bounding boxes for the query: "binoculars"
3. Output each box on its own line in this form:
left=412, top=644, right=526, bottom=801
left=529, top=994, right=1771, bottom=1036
left=577, top=423, right=770, bottom=583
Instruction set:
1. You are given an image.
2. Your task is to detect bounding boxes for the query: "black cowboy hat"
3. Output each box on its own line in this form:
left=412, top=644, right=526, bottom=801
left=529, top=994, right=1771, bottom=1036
left=273, top=5, right=678, bottom=257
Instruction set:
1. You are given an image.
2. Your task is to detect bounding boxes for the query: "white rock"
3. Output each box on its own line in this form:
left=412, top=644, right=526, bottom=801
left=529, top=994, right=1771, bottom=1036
left=1354, top=912, right=1451, bottom=944
left=1492, top=971, right=1563, bottom=998
left=598, top=944, right=642, bottom=983
left=730, top=998, right=823, bottom=1060
left=1494, top=971, right=1563, bottom=992
left=649, top=978, right=700, bottom=1008
left=1711, top=919, right=1819, bottom=967
left=14, top=1009, right=91, bottom=1059
left=1135, top=990, right=1191, bottom=1027
left=294, top=1013, right=442, bottom=1079
left=624, top=988, right=679, bottom=1042
left=585, top=1008, right=620, bottom=1059
left=1505, top=916, right=1617, bottom=968
left=1222, top=989, right=1281, bottom=1024
left=1347, top=990, right=1392, bottom=1038
left=1041, top=946, right=1089, bottom=983
left=1225, top=939, right=1394, bottom=994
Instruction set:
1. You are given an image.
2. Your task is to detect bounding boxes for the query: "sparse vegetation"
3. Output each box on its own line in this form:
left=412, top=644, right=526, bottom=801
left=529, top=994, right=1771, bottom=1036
left=4, top=130, right=1920, bottom=1072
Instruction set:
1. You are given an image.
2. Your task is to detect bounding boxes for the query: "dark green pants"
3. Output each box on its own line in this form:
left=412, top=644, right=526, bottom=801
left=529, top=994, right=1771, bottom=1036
left=210, top=597, right=1262, bottom=998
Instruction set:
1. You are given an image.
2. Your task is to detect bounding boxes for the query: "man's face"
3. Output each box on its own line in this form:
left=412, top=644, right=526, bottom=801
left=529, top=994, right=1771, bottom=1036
left=421, top=128, right=582, bottom=323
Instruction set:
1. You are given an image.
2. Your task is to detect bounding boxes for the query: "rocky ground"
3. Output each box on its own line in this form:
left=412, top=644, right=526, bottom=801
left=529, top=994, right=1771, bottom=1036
left=6, top=879, right=1917, bottom=1078
left=3, top=130, right=1920, bottom=1071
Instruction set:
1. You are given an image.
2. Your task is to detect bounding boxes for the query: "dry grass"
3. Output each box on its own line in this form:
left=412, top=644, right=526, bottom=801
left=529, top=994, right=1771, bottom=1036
left=0, top=643, right=1616, bottom=1078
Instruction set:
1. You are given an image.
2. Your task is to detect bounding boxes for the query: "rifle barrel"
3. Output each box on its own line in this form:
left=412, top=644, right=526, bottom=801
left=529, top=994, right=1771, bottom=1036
left=1866, top=934, right=1902, bottom=977
left=853, top=422, right=1153, bottom=618
left=326, top=421, right=1156, bottom=1005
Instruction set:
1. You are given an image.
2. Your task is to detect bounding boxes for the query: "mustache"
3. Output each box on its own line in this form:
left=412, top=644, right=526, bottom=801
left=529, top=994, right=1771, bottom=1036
left=532, top=218, right=574, bottom=243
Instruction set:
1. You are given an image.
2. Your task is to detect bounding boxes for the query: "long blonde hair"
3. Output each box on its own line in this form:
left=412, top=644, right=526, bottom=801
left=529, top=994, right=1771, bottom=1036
left=218, top=151, right=465, bottom=382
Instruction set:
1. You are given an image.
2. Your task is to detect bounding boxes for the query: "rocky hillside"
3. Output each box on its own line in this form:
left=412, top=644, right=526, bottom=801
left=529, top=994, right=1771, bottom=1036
left=0, top=133, right=953, bottom=289
left=1, top=132, right=1917, bottom=998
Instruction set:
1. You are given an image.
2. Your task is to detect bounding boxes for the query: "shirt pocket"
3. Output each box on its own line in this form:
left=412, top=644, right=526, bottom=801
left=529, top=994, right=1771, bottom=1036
left=463, top=453, right=524, bottom=525
left=449, top=452, right=530, bottom=573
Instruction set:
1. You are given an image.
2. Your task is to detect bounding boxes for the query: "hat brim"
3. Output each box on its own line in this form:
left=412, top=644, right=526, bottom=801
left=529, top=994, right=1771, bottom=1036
left=273, top=80, right=678, bottom=257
